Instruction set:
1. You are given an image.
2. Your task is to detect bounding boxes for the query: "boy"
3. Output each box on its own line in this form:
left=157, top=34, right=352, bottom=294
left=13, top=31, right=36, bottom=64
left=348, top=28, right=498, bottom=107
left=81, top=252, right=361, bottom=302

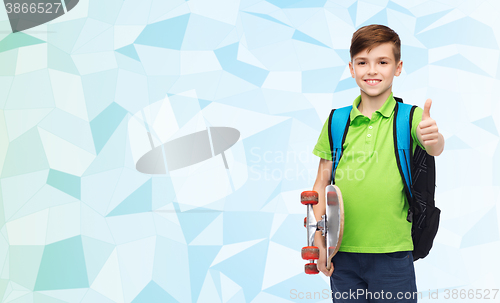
left=311, top=25, right=444, bottom=302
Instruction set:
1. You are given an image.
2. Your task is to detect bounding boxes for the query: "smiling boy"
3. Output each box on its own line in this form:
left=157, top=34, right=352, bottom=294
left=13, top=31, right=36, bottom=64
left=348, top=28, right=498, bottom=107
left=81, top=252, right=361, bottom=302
left=311, top=25, right=444, bottom=302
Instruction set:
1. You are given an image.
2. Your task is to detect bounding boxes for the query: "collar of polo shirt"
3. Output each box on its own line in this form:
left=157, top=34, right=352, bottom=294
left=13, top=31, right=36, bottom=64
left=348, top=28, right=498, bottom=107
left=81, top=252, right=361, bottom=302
left=349, top=93, right=396, bottom=125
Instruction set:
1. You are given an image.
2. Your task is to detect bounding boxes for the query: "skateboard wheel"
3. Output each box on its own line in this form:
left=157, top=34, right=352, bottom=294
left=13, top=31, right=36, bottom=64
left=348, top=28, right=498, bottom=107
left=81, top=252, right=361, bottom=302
left=301, top=246, right=319, bottom=260
left=301, top=191, right=318, bottom=205
left=305, top=263, right=319, bottom=275
left=304, top=217, right=306, bottom=228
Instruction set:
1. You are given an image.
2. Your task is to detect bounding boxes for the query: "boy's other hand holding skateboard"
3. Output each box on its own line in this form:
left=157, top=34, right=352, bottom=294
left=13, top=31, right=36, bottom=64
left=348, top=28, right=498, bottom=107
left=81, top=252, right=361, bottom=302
left=417, top=99, right=444, bottom=156
left=317, top=246, right=334, bottom=276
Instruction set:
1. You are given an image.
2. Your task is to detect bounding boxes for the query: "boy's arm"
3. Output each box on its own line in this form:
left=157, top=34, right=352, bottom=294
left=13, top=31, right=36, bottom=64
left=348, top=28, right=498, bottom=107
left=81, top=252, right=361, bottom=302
left=416, top=99, right=444, bottom=156
left=312, top=158, right=334, bottom=276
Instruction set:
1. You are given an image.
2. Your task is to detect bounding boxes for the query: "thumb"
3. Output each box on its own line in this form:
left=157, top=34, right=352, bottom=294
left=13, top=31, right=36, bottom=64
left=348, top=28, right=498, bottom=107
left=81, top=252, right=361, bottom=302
left=422, top=99, right=432, bottom=120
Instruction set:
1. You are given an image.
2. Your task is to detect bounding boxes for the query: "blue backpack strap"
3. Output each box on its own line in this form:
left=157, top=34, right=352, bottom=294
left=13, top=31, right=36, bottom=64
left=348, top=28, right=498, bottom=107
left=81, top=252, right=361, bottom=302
left=393, top=100, right=417, bottom=220
left=329, top=106, right=352, bottom=184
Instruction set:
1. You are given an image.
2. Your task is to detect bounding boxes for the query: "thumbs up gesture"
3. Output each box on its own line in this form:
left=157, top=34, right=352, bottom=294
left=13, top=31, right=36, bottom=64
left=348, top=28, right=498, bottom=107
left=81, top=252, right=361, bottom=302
left=417, top=99, right=444, bottom=156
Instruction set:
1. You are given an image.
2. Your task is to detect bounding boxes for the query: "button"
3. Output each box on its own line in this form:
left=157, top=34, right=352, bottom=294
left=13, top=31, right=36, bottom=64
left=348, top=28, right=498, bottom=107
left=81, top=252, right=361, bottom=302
left=367, top=134, right=371, bottom=137
left=368, top=126, right=373, bottom=129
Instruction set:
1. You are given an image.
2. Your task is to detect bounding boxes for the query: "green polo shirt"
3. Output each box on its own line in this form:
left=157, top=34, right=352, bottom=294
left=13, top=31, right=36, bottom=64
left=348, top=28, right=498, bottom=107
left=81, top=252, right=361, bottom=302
left=313, top=93, right=425, bottom=253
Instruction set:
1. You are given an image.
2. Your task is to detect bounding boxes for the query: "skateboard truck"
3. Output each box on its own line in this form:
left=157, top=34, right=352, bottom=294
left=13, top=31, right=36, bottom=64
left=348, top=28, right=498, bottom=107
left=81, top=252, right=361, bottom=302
left=317, top=215, right=326, bottom=236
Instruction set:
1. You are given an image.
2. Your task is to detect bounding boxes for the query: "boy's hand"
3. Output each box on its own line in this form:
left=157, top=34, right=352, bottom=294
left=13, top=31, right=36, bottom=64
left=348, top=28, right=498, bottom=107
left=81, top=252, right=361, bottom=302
left=417, top=99, right=444, bottom=156
left=317, top=247, right=334, bottom=276
left=418, top=99, right=438, bottom=146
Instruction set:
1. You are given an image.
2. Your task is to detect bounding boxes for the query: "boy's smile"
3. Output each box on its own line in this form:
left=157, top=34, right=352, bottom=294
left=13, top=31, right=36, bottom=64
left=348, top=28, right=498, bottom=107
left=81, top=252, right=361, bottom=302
left=349, top=42, right=402, bottom=105
left=365, top=79, right=382, bottom=86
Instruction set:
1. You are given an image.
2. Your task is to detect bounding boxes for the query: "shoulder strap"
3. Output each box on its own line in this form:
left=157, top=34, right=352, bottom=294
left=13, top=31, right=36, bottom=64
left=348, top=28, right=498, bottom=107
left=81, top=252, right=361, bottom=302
left=329, top=106, right=352, bottom=184
left=393, top=97, right=417, bottom=221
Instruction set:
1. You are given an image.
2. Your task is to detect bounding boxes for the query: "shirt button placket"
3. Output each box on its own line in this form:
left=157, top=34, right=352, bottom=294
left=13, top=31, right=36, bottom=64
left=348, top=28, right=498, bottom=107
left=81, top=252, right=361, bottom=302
left=366, top=123, right=374, bottom=152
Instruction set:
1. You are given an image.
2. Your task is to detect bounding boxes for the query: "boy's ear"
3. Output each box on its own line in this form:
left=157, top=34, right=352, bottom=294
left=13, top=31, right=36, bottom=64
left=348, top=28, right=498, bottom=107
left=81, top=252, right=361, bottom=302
left=395, top=60, right=403, bottom=76
left=349, top=61, right=355, bottom=78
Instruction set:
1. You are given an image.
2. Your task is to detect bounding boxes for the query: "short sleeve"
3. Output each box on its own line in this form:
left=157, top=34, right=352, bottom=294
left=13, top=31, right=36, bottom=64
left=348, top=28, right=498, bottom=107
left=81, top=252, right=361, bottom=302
left=411, top=106, right=426, bottom=151
left=312, top=113, right=332, bottom=160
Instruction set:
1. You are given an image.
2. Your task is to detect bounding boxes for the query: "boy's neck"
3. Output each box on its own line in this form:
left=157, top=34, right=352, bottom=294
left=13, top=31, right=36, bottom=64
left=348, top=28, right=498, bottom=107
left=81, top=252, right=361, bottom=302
left=358, top=90, right=392, bottom=119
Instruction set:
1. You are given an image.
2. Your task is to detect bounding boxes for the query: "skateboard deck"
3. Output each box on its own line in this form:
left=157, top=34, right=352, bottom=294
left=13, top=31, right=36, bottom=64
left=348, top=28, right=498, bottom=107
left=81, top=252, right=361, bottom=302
left=301, top=185, right=344, bottom=274
left=325, top=184, right=344, bottom=271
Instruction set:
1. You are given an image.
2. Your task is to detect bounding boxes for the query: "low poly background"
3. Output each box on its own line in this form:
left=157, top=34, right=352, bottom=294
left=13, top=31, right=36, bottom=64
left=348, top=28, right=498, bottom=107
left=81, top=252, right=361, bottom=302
left=0, top=0, right=499, bottom=302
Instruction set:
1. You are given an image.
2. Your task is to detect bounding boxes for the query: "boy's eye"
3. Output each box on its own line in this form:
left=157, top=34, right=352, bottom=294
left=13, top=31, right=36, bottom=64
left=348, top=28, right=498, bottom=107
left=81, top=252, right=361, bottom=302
left=357, top=62, right=365, bottom=65
left=380, top=61, right=387, bottom=64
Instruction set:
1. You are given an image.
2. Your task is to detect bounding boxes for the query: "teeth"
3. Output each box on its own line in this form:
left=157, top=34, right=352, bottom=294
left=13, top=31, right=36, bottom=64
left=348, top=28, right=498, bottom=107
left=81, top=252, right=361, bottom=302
left=366, top=80, right=380, bottom=84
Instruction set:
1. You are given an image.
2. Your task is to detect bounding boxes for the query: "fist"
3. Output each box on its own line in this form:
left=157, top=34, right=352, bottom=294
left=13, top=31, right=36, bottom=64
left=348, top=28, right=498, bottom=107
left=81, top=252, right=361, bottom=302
left=417, top=99, right=439, bottom=147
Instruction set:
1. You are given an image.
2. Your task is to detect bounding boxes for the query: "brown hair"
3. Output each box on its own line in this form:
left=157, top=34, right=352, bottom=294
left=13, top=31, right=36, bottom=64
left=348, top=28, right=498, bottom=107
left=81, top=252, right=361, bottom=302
left=350, top=24, right=401, bottom=63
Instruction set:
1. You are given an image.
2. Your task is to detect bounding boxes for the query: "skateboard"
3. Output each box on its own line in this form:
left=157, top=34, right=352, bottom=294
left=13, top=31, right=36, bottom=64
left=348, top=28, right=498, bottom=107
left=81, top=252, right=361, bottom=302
left=301, top=185, right=344, bottom=274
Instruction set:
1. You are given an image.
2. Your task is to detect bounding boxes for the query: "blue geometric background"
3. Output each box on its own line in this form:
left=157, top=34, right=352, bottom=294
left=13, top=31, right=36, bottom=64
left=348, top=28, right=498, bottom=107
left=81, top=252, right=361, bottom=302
left=0, top=0, right=499, bottom=302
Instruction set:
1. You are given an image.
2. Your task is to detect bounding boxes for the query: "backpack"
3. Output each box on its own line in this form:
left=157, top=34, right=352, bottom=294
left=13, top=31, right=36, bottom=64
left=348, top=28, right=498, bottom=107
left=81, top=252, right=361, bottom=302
left=327, top=97, right=440, bottom=261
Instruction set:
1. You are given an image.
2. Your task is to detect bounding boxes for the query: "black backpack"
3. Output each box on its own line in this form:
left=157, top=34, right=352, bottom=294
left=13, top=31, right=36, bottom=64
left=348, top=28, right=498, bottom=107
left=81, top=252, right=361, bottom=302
left=327, top=97, right=440, bottom=261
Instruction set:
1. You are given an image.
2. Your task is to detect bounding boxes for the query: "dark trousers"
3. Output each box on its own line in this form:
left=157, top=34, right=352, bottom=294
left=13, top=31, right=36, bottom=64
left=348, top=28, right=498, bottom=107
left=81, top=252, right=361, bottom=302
left=330, top=251, right=418, bottom=302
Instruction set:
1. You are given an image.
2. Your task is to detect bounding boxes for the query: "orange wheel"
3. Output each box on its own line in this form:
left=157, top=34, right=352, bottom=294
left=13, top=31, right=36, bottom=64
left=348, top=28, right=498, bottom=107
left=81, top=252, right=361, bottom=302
left=301, top=191, right=318, bottom=205
left=301, top=246, right=319, bottom=260
left=305, top=263, right=319, bottom=275
left=303, top=217, right=307, bottom=228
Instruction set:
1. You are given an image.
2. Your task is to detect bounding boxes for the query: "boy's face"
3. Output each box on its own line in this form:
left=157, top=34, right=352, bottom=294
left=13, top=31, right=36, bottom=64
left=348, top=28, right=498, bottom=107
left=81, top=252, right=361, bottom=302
left=349, top=42, right=402, bottom=102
